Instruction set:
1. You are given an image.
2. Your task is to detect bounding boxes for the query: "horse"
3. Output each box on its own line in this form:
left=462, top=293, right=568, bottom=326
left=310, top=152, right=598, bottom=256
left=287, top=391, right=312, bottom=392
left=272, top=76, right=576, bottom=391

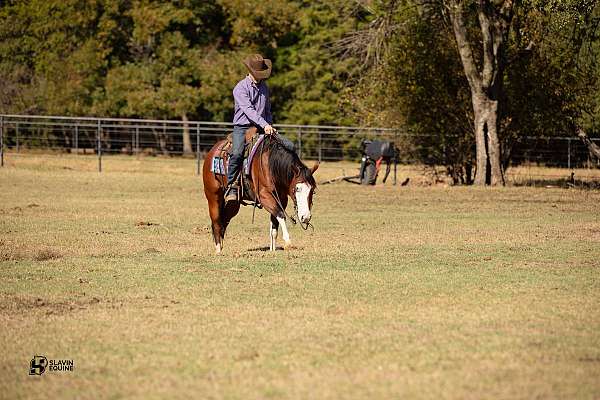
left=202, top=127, right=318, bottom=254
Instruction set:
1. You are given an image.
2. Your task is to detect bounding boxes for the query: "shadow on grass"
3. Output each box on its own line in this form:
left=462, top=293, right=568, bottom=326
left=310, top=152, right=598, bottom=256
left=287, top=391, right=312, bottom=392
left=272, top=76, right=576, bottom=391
left=247, top=246, right=284, bottom=252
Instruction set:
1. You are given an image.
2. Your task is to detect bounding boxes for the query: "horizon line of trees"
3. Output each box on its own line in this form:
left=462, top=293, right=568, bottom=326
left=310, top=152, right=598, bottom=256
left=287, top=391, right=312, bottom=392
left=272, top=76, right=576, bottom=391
left=1, top=0, right=599, bottom=184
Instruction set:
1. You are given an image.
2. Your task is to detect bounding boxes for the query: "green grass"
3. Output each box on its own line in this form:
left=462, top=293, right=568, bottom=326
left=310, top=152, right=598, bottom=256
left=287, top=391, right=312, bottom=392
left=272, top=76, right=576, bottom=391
left=1, top=153, right=600, bottom=399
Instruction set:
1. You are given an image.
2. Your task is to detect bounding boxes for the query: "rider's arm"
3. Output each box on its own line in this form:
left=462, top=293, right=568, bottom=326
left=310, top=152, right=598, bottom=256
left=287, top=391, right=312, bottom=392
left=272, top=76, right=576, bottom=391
left=233, top=85, right=269, bottom=129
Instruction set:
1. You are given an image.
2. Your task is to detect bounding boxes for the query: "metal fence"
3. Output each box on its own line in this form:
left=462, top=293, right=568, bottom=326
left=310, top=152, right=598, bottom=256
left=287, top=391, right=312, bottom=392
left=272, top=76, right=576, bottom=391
left=0, top=114, right=599, bottom=176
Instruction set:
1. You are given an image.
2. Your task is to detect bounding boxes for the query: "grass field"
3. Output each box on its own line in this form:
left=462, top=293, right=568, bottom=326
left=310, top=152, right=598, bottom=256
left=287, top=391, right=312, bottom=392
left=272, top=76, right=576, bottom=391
left=1, top=153, right=600, bottom=399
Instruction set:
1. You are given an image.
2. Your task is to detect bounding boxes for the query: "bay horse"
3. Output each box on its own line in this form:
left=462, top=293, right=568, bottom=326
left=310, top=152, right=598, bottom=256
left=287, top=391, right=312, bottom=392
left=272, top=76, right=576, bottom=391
left=202, top=128, right=318, bottom=254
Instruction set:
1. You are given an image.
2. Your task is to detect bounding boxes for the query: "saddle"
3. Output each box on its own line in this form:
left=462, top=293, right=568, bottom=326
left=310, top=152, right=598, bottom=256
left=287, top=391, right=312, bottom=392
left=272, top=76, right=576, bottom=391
left=217, top=127, right=263, bottom=207
left=221, top=127, right=259, bottom=157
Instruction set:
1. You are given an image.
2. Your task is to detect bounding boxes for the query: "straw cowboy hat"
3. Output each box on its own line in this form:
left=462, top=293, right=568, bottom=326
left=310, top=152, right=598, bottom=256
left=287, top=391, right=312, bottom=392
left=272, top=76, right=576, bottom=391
left=243, top=54, right=272, bottom=80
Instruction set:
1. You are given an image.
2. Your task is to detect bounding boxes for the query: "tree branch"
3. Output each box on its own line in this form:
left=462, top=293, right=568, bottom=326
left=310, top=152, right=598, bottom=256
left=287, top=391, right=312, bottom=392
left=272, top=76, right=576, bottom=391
left=449, top=0, right=482, bottom=92
left=478, top=0, right=495, bottom=89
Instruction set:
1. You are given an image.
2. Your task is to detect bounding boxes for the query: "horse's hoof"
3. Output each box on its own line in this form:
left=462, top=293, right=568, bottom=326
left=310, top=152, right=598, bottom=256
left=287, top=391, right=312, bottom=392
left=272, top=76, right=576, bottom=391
left=283, top=241, right=294, bottom=250
left=215, top=244, right=222, bottom=255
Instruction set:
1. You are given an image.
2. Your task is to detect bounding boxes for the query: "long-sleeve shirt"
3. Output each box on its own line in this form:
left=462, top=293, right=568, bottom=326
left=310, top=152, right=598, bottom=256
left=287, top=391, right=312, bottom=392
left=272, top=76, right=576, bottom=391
left=232, top=75, right=272, bottom=128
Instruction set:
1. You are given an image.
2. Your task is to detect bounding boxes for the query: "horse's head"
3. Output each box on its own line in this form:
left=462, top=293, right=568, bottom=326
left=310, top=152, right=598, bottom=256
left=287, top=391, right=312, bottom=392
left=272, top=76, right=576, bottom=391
left=293, top=162, right=319, bottom=225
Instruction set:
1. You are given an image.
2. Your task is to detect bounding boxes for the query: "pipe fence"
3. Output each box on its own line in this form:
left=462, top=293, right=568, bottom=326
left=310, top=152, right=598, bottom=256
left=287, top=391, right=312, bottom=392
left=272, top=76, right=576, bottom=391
left=0, top=114, right=598, bottom=178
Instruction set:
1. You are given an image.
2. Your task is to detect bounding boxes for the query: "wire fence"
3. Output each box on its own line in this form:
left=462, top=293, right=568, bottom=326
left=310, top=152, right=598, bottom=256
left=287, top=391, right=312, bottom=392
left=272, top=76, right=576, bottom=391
left=1, top=114, right=599, bottom=180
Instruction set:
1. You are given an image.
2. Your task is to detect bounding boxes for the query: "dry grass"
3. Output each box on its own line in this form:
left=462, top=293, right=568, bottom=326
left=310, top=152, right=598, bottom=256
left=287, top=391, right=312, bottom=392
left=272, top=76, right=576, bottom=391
left=1, top=153, right=600, bottom=399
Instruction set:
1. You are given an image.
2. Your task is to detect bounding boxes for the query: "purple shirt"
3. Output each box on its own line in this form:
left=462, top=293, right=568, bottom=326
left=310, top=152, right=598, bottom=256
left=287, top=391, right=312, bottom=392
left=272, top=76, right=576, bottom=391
left=232, top=75, right=272, bottom=128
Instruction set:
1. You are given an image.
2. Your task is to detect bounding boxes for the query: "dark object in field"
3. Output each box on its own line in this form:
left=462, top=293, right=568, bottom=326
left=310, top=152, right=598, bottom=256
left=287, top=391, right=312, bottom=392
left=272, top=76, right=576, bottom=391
left=321, top=139, right=400, bottom=185
left=359, top=140, right=398, bottom=185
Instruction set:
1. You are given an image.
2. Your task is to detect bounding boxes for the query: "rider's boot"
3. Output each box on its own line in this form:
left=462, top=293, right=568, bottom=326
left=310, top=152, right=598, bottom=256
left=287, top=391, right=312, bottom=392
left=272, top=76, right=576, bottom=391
left=224, top=182, right=239, bottom=204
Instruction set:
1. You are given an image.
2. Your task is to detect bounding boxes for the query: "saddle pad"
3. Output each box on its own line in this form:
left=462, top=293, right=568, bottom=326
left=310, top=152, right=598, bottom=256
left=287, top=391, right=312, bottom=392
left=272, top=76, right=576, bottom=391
left=210, top=156, right=226, bottom=175
left=244, top=135, right=266, bottom=176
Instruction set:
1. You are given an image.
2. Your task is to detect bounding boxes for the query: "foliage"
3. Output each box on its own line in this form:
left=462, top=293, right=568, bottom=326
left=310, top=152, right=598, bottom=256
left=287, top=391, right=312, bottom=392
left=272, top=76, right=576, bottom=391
left=0, top=0, right=599, bottom=173
left=503, top=0, right=600, bottom=161
left=343, top=0, right=600, bottom=182
left=0, top=0, right=358, bottom=125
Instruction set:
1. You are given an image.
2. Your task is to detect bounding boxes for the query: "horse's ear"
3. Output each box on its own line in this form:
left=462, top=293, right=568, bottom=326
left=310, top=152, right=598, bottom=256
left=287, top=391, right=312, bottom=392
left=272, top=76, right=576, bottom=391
left=310, top=162, right=319, bottom=175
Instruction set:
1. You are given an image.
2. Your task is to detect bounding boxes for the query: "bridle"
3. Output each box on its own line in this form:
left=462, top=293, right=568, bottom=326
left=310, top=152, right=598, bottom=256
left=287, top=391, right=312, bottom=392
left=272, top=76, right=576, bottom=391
left=293, top=183, right=314, bottom=231
left=270, top=180, right=314, bottom=231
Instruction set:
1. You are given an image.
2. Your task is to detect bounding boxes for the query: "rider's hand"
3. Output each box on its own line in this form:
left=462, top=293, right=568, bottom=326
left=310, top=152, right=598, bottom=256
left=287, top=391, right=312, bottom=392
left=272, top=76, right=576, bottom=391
left=264, top=124, right=276, bottom=135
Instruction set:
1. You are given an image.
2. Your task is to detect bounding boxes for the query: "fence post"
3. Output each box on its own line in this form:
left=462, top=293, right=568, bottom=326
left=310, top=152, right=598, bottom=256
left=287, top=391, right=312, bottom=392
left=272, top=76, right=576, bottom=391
left=196, top=123, right=201, bottom=176
left=567, top=138, right=571, bottom=169
left=392, top=129, right=399, bottom=185
left=135, top=126, right=140, bottom=155
left=0, top=115, right=4, bottom=167
left=97, top=119, right=102, bottom=172
left=318, top=130, right=322, bottom=163
left=16, top=122, right=19, bottom=153
left=74, top=125, right=79, bottom=153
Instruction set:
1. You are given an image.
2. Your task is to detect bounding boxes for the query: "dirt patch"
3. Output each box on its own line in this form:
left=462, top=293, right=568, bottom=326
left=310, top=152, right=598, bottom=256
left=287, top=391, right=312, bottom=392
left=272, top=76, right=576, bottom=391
left=136, top=221, right=159, bottom=227
left=191, top=226, right=210, bottom=235
left=33, top=248, right=63, bottom=261
left=0, top=295, right=102, bottom=316
left=0, top=204, right=41, bottom=215
left=0, top=247, right=27, bottom=261
left=0, top=206, right=24, bottom=215
left=0, top=244, right=63, bottom=262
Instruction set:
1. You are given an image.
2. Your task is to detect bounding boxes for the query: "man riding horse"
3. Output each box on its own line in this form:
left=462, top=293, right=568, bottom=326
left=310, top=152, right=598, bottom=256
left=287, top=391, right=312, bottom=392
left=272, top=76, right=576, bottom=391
left=225, top=54, right=295, bottom=204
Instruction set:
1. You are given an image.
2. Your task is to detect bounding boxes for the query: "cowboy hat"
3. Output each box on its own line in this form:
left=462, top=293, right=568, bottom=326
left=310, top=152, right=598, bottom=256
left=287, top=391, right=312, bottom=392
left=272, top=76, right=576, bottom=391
left=243, top=54, right=272, bottom=80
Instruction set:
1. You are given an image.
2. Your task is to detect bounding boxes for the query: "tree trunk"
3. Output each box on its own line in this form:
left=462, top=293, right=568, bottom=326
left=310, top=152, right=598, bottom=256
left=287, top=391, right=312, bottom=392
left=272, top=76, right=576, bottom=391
left=182, top=113, right=193, bottom=155
left=449, top=0, right=513, bottom=186
left=152, top=126, right=169, bottom=156
left=577, top=127, right=600, bottom=161
left=473, top=95, right=504, bottom=185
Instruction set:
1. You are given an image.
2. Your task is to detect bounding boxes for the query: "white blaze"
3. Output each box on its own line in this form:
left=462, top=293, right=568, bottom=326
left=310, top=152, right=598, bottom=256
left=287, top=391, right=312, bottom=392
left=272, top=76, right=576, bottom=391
left=295, top=183, right=311, bottom=223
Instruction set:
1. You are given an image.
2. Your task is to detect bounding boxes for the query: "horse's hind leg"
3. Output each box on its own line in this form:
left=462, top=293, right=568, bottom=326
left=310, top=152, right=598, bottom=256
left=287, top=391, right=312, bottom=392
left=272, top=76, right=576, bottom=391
left=269, top=215, right=279, bottom=251
left=208, top=199, right=224, bottom=254
left=209, top=199, right=240, bottom=254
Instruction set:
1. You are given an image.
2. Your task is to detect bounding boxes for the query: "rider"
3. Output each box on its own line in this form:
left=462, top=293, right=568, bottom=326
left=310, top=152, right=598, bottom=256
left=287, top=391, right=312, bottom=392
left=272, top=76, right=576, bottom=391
left=225, top=53, right=294, bottom=203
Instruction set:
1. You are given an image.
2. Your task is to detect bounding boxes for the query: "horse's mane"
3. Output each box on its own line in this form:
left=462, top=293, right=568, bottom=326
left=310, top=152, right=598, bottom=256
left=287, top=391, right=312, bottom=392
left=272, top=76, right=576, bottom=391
left=265, top=136, right=316, bottom=190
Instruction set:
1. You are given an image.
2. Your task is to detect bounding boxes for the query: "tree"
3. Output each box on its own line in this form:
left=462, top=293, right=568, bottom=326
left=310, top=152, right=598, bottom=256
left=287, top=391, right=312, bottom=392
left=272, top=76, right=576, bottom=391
left=447, top=0, right=514, bottom=185
left=93, top=1, right=202, bottom=154
left=336, top=1, right=478, bottom=183
left=338, top=1, right=599, bottom=182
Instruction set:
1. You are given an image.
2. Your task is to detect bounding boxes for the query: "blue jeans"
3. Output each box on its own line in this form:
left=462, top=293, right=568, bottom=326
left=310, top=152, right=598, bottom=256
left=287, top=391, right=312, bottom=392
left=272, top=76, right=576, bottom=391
left=227, top=125, right=249, bottom=184
left=227, top=125, right=297, bottom=184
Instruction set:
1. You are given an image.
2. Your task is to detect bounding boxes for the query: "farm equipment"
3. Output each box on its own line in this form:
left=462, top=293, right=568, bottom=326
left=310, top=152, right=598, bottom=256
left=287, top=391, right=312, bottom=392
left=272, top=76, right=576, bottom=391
left=322, top=139, right=403, bottom=185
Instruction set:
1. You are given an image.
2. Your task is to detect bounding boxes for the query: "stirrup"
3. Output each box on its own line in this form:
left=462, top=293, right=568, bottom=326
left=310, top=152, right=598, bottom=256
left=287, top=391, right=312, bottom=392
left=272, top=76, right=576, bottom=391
left=224, top=184, right=239, bottom=203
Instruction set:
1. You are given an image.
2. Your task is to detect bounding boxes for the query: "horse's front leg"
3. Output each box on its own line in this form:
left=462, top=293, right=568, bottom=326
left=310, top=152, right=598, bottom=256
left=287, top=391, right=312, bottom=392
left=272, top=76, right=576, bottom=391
left=276, top=215, right=292, bottom=249
left=269, top=215, right=279, bottom=251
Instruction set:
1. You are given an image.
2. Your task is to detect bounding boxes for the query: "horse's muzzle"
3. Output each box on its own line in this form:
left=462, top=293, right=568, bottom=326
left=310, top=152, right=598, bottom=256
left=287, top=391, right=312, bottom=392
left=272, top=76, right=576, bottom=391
left=300, top=213, right=311, bottom=224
